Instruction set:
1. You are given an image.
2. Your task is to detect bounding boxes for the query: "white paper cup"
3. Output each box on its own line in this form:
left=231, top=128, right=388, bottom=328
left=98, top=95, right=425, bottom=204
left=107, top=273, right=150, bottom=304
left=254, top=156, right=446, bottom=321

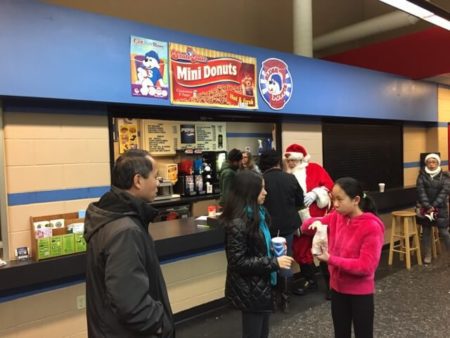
left=207, top=205, right=216, bottom=217
left=271, top=237, right=287, bottom=257
left=378, top=183, right=385, bottom=192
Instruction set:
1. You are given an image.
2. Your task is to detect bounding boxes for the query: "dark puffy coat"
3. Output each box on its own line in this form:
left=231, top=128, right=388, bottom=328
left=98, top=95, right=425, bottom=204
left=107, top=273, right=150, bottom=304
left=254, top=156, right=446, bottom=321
left=224, top=218, right=279, bottom=312
left=219, top=162, right=238, bottom=206
left=84, top=187, right=174, bottom=338
left=263, top=168, right=304, bottom=237
left=417, top=169, right=450, bottom=228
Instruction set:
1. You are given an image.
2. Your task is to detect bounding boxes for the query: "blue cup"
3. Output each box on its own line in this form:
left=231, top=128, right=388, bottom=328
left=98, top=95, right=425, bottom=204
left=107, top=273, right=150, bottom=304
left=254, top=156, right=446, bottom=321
left=271, top=237, right=286, bottom=257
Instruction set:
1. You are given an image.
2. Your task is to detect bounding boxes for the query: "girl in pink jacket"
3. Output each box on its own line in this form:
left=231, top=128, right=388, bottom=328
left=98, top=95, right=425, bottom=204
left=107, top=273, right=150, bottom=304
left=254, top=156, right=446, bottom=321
left=301, top=177, right=384, bottom=338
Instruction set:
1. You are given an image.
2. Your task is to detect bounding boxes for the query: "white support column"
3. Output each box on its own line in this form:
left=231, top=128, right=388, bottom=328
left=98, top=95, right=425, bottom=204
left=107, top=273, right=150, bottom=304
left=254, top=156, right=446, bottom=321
left=293, top=0, right=313, bottom=57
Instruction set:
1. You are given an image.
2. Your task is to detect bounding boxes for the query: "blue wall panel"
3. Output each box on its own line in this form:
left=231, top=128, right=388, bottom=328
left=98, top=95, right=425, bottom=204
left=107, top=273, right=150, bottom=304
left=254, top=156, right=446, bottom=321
left=0, top=0, right=437, bottom=122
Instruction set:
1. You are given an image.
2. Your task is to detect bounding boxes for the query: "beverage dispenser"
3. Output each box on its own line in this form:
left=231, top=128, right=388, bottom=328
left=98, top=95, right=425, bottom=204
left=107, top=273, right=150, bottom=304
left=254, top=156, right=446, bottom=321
left=193, top=158, right=205, bottom=195
left=202, top=151, right=227, bottom=193
left=175, top=159, right=197, bottom=196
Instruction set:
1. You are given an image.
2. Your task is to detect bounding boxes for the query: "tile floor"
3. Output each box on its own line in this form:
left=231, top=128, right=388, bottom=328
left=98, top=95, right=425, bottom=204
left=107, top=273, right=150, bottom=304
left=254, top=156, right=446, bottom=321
left=176, top=248, right=450, bottom=338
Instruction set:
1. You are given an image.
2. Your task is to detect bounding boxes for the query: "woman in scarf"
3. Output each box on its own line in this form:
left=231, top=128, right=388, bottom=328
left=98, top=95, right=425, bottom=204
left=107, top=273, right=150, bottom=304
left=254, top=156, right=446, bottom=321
left=416, top=153, right=450, bottom=264
left=220, top=170, right=293, bottom=338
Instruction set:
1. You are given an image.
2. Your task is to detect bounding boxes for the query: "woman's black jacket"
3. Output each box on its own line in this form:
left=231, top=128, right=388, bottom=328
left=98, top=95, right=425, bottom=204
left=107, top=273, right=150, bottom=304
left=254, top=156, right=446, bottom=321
left=417, top=169, right=450, bottom=228
left=224, top=217, right=279, bottom=312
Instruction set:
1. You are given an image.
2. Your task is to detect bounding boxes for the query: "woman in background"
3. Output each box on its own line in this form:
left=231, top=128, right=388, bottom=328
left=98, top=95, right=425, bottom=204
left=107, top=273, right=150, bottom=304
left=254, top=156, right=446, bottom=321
left=240, top=150, right=260, bottom=173
left=416, top=153, right=450, bottom=264
left=221, top=170, right=293, bottom=338
left=301, top=177, right=384, bottom=338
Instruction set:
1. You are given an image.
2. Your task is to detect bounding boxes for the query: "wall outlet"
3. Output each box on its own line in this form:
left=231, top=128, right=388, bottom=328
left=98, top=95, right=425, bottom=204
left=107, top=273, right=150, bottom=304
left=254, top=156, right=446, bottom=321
left=76, top=295, right=86, bottom=310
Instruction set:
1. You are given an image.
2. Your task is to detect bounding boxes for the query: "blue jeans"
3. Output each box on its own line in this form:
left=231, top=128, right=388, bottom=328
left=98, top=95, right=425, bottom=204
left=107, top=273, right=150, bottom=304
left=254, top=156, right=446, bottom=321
left=278, top=233, right=294, bottom=278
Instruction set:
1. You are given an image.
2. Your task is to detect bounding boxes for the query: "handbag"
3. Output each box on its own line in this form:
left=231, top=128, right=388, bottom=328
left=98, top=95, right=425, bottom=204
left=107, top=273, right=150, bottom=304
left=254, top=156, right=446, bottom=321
left=416, top=205, right=438, bottom=227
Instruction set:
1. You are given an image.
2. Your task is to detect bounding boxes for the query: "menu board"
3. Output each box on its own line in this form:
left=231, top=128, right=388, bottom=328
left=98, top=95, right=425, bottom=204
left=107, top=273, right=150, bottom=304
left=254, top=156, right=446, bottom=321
left=117, top=118, right=139, bottom=154
left=178, top=122, right=226, bottom=151
left=141, top=120, right=178, bottom=156
left=141, top=119, right=226, bottom=155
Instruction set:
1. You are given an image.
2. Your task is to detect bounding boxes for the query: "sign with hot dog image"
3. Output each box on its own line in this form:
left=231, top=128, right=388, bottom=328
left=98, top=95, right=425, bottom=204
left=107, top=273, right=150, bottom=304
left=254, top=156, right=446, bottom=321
left=170, top=43, right=258, bottom=109
left=117, top=118, right=139, bottom=154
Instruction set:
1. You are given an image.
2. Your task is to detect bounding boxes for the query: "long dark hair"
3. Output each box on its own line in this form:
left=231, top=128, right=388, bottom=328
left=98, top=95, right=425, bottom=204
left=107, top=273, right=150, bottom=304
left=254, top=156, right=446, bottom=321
left=335, top=177, right=377, bottom=214
left=220, top=170, right=266, bottom=237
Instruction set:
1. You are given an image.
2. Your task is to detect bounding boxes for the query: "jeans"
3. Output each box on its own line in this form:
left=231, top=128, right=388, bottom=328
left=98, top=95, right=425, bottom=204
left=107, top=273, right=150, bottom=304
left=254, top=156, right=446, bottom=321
left=278, top=232, right=294, bottom=278
left=422, top=226, right=450, bottom=254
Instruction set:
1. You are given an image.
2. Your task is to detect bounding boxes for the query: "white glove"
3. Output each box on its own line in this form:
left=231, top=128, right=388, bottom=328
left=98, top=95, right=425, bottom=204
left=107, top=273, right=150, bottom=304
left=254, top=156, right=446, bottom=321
left=298, top=208, right=311, bottom=221
left=304, top=191, right=317, bottom=207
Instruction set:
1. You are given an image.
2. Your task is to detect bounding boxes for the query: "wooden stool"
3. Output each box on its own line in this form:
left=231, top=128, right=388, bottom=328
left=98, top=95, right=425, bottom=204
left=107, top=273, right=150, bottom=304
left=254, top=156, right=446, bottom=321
left=388, top=210, right=422, bottom=269
left=431, top=226, right=441, bottom=258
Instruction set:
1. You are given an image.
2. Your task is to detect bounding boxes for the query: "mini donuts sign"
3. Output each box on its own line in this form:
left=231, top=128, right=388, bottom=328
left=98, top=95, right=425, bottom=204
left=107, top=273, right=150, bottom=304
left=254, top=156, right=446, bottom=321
left=170, top=43, right=258, bottom=109
left=259, top=58, right=293, bottom=110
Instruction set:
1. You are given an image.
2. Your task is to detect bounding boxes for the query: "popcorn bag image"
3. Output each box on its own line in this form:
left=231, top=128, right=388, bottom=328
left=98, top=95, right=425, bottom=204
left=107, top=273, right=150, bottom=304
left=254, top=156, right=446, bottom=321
left=311, top=221, right=328, bottom=256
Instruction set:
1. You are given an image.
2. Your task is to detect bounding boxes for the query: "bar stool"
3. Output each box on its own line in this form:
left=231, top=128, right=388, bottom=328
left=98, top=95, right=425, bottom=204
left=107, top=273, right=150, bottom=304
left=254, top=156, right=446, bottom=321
left=388, top=210, right=422, bottom=269
left=431, top=226, right=441, bottom=258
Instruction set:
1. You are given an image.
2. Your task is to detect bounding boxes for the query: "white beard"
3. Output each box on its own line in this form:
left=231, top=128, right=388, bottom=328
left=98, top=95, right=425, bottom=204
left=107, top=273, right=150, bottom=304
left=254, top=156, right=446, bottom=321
left=292, top=164, right=308, bottom=192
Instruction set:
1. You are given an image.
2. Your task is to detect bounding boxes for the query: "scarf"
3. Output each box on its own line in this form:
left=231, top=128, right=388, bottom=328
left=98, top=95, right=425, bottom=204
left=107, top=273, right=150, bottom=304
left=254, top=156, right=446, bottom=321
left=246, top=206, right=277, bottom=286
left=425, top=166, right=441, bottom=178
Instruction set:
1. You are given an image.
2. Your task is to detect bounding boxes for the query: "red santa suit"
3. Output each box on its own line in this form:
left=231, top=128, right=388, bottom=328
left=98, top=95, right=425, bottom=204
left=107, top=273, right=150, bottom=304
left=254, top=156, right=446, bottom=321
left=285, top=144, right=334, bottom=264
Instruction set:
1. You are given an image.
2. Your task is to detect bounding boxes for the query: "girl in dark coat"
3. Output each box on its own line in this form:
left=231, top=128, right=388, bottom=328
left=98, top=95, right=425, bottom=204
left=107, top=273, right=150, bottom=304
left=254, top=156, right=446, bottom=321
left=416, top=153, right=450, bottom=264
left=221, top=170, right=293, bottom=338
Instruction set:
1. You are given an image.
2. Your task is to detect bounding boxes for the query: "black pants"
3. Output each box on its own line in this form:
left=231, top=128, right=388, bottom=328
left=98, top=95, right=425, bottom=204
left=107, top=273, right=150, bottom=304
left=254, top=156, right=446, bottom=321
left=242, top=311, right=270, bottom=338
left=331, top=290, right=374, bottom=338
left=320, top=261, right=330, bottom=290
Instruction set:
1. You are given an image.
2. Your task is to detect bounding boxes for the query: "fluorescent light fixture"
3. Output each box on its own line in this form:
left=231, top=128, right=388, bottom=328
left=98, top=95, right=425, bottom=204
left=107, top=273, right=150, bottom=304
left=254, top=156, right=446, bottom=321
left=380, top=0, right=450, bottom=30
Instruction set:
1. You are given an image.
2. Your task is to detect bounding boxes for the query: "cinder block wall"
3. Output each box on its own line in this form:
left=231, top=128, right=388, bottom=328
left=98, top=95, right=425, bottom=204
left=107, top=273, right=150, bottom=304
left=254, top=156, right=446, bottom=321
left=4, top=111, right=110, bottom=259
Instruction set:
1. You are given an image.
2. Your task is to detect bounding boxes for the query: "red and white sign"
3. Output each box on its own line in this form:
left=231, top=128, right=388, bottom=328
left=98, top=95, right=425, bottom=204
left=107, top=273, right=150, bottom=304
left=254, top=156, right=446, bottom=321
left=170, top=43, right=258, bottom=109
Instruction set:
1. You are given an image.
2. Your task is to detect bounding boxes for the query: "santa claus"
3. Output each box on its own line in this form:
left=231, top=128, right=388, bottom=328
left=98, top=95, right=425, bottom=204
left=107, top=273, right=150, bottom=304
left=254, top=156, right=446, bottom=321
left=285, top=143, right=334, bottom=298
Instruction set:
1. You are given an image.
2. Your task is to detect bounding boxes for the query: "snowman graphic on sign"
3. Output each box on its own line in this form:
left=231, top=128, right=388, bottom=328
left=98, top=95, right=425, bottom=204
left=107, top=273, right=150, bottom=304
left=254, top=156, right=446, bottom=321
left=136, top=50, right=167, bottom=97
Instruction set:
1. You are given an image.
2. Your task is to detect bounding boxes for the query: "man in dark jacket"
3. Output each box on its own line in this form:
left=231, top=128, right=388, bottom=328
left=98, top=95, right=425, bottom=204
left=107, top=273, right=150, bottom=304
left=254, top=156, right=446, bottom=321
left=259, top=149, right=304, bottom=313
left=84, top=149, right=174, bottom=338
left=219, top=148, right=243, bottom=206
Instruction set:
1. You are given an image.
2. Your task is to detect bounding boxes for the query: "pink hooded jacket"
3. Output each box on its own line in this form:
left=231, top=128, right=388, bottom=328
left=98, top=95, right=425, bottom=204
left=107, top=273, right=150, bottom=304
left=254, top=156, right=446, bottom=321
left=301, top=211, right=384, bottom=295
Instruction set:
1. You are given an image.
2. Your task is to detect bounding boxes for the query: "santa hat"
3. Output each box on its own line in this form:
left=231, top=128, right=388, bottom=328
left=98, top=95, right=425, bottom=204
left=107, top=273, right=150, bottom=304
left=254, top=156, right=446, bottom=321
left=284, top=144, right=311, bottom=162
left=424, top=153, right=441, bottom=165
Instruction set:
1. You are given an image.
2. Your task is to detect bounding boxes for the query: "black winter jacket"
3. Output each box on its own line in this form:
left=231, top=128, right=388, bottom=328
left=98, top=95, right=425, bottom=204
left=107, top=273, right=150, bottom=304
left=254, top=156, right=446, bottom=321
left=84, top=187, right=174, bottom=338
left=417, top=169, right=450, bottom=228
left=224, top=217, right=279, bottom=312
left=219, top=162, right=238, bottom=206
left=263, top=168, right=304, bottom=237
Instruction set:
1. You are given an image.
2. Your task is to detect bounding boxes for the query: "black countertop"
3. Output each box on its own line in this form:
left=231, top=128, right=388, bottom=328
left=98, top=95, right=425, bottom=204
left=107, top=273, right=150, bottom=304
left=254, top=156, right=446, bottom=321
left=0, top=186, right=416, bottom=300
left=366, top=186, right=416, bottom=213
left=152, top=194, right=219, bottom=208
left=0, top=217, right=224, bottom=300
